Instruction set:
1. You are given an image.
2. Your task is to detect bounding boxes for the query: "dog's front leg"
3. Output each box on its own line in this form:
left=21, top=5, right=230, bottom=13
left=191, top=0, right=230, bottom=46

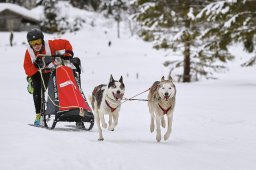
left=161, top=117, right=166, bottom=128
left=149, top=108, right=155, bottom=133
left=113, top=112, right=119, bottom=127
left=156, top=114, right=162, bottom=142
left=109, top=112, right=119, bottom=131
left=95, top=111, right=104, bottom=141
left=99, top=110, right=107, bottom=129
left=108, top=112, right=114, bottom=131
left=164, top=114, right=173, bottom=141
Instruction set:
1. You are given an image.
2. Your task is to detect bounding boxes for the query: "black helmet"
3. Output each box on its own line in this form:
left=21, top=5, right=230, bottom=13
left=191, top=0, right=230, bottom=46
left=27, top=29, right=44, bottom=42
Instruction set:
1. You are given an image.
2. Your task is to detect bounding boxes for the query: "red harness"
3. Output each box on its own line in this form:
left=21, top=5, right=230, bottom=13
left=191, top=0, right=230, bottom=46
left=158, top=104, right=172, bottom=114
left=105, top=100, right=117, bottom=112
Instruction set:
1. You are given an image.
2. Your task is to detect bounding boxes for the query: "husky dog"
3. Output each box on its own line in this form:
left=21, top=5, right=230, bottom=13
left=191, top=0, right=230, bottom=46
left=147, top=76, right=176, bottom=142
left=91, top=75, right=125, bottom=141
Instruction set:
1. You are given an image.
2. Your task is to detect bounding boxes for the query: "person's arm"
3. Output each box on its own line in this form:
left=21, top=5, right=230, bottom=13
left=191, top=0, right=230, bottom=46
left=50, top=39, right=74, bottom=58
left=23, top=50, right=38, bottom=77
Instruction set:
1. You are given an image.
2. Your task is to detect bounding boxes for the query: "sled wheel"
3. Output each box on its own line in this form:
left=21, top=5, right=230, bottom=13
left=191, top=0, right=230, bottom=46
left=83, top=120, right=94, bottom=131
left=43, top=115, right=58, bottom=130
left=51, top=120, right=57, bottom=129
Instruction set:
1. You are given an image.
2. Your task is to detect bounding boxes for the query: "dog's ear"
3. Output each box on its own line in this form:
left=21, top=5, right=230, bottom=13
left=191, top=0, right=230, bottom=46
left=119, top=76, right=123, bottom=83
left=161, top=76, right=165, bottom=81
left=110, top=74, right=114, bottom=83
left=168, top=76, right=173, bottom=81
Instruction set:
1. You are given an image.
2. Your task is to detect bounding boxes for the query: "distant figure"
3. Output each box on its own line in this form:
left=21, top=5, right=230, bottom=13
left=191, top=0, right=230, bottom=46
left=136, top=73, right=139, bottom=79
left=10, top=32, right=14, bottom=47
left=108, top=41, right=111, bottom=47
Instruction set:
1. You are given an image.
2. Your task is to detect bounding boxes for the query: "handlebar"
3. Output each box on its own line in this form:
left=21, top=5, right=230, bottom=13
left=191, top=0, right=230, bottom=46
left=37, top=54, right=70, bottom=59
left=35, top=54, right=73, bottom=69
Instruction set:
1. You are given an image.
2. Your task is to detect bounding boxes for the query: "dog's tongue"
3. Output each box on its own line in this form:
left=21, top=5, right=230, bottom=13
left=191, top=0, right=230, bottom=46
left=114, top=93, right=124, bottom=99
left=164, top=96, right=169, bottom=100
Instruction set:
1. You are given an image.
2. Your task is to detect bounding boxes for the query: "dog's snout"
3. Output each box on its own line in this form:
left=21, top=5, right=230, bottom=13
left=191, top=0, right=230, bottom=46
left=117, top=90, right=121, bottom=94
left=165, top=92, right=169, bottom=96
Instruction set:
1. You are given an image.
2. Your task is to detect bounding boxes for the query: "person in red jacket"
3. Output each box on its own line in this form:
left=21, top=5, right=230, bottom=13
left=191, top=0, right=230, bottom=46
left=24, top=29, right=73, bottom=126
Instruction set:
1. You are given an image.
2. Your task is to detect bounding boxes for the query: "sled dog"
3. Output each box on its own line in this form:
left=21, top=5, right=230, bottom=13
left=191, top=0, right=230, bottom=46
left=91, top=75, right=125, bottom=141
left=147, top=76, right=176, bottom=142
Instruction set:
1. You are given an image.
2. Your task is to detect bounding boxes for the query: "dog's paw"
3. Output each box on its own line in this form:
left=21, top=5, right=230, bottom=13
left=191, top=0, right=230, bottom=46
left=156, top=133, right=161, bottom=142
left=164, top=133, right=170, bottom=141
left=150, top=124, right=154, bottom=133
left=98, top=138, right=104, bottom=141
left=108, top=125, right=115, bottom=131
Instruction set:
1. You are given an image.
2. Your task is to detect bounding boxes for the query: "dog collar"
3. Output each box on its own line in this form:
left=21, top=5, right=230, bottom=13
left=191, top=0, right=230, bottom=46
left=105, top=100, right=117, bottom=112
left=158, top=104, right=172, bottom=114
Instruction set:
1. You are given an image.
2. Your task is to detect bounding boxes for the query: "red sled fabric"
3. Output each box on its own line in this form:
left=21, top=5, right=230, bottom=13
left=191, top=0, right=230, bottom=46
left=56, top=66, right=91, bottom=112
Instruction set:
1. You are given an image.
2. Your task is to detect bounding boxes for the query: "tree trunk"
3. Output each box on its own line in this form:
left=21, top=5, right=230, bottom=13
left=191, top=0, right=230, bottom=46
left=183, top=40, right=191, bottom=82
left=117, top=19, right=120, bottom=39
left=183, top=18, right=191, bottom=82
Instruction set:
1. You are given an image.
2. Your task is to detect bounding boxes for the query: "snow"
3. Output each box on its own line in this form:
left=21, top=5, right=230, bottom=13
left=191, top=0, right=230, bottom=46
left=187, top=7, right=195, bottom=20
left=224, top=14, right=238, bottom=28
left=0, top=6, right=256, bottom=170
left=196, top=1, right=229, bottom=20
left=0, top=3, right=40, bottom=21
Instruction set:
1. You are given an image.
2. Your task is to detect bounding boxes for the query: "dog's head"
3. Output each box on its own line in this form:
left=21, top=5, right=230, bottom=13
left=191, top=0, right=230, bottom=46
left=107, top=74, right=125, bottom=101
left=157, top=76, right=176, bottom=101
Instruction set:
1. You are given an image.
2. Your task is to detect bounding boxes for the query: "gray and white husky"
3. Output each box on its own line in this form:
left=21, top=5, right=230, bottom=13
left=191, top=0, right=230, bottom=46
left=91, top=75, right=125, bottom=141
left=147, top=76, right=176, bottom=142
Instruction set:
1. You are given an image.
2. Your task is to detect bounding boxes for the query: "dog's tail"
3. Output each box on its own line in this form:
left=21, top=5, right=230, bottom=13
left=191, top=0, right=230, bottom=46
left=88, top=95, right=92, bottom=103
left=88, top=95, right=94, bottom=109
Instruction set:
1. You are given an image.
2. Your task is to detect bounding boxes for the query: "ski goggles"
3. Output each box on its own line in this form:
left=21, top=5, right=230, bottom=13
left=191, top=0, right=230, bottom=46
left=29, top=39, right=43, bottom=46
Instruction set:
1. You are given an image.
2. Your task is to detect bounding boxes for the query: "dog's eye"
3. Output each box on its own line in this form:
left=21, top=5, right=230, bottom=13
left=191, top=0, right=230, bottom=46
left=112, top=85, right=116, bottom=88
left=169, top=87, right=172, bottom=89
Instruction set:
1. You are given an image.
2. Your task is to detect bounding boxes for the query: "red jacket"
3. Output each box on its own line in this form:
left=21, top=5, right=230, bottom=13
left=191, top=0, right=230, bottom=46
left=23, top=39, right=73, bottom=77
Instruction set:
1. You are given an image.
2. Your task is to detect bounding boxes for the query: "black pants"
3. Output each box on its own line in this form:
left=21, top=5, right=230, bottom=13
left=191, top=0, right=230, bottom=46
left=31, top=71, right=50, bottom=113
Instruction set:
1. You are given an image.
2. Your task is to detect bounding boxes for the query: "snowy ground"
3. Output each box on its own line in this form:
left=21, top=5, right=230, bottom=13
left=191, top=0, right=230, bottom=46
left=0, top=25, right=256, bottom=170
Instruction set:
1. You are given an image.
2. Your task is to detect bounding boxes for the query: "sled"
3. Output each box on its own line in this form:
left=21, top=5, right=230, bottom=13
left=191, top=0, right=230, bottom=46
left=39, top=55, right=94, bottom=131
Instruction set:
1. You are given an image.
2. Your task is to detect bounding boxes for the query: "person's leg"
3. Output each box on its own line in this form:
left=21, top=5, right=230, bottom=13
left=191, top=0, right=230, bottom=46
left=31, top=72, right=42, bottom=114
left=31, top=72, right=42, bottom=126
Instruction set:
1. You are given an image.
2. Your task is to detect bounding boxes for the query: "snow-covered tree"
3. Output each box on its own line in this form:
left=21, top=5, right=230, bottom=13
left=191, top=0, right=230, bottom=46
left=133, top=0, right=234, bottom=82
left=113, top=0, right=128, bottom=38
left=69, top=0, right=102, bottom=11
left=101, top=0, right=129, bottom=38
left=197, top=0, right=256, bottom=67
left=41, top=0, right=58, bottom=33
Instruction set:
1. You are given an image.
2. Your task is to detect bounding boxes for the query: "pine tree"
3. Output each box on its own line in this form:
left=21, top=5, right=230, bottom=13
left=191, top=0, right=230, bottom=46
left=69, top=0, right=86, bottom=9
left=101, top=0, right=128, bottom=38
left=69, top=0, right=102, bottom=11
left=133, top=0, right=233, bottom=82
left=197, top=0, right=256, bottom=66
left=41, top=0, right=58, bottom=33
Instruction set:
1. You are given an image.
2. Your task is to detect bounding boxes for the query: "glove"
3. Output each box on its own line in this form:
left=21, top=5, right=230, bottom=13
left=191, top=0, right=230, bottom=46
left=71, top=57, right=81, bottom=74
left=34, top=57, right=44, bottom=68
left=27, top=77, right=34, bottom=94
left=64, top=53, right=72, bottom=57
left=62, top=53, right=73, bottom=60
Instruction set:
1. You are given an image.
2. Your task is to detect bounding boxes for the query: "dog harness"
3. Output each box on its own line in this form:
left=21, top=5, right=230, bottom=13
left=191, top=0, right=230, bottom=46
left=105, top=100, right=117, bottom=112
left=158, top=104, right=172, bottom=114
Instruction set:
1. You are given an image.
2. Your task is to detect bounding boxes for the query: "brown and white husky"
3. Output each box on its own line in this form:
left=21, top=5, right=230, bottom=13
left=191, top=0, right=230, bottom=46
left=147, top=76, right=176, bottom=142
left=91, top=75, right=125, bottom=141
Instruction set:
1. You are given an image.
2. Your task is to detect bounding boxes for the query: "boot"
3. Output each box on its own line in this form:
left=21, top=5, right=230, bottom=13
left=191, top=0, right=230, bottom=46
left=34, top=113, right=41, bottom=127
